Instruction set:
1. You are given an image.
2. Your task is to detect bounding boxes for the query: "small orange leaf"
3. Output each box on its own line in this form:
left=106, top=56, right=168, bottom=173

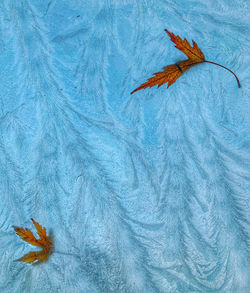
left=131, top=29, right=240, bottom=93
left=14, top=219, right=53, bottom=264
left=131, top=30, right=205, bottom=94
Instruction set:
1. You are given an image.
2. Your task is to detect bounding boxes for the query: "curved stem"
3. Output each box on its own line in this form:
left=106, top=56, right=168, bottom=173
left=53, top=251, right=80, bottom=259
left=204, top=60, right=241, bottom=88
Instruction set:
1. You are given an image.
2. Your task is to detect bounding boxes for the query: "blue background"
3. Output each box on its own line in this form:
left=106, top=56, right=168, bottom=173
left=0, top=1, right=249, bottom=292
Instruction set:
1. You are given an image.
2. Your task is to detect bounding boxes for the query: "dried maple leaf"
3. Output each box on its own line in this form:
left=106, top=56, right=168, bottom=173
left=131, top=29, right=240, bottom=94
left=14, top=218, right=53, bottom=264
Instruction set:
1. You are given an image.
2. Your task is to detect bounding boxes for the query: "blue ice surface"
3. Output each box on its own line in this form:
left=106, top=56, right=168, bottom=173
left=0, top=0, right=249, bottom=292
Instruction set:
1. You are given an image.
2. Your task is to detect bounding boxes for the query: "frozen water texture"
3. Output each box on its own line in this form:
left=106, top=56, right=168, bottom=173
left=0, top=0, right=249, bottom=292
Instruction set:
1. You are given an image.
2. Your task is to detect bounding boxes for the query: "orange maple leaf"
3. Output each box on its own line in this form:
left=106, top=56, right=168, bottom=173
left=14, top=218, right=53, bottom=264
left=131, top=29, right=240, bottom=94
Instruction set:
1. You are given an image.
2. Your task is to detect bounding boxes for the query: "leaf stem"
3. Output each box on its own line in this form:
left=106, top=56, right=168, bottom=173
left=53, top=251, right=80, bottom=259
left=204, top=60, right=241, bottom=88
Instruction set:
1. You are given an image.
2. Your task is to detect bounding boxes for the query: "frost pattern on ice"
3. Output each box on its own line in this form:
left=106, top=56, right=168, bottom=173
left=0, top=1, right=249, bottom=292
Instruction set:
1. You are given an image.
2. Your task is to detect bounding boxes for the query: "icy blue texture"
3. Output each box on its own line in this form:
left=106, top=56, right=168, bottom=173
left=0, top=1, right=249, bottom=292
